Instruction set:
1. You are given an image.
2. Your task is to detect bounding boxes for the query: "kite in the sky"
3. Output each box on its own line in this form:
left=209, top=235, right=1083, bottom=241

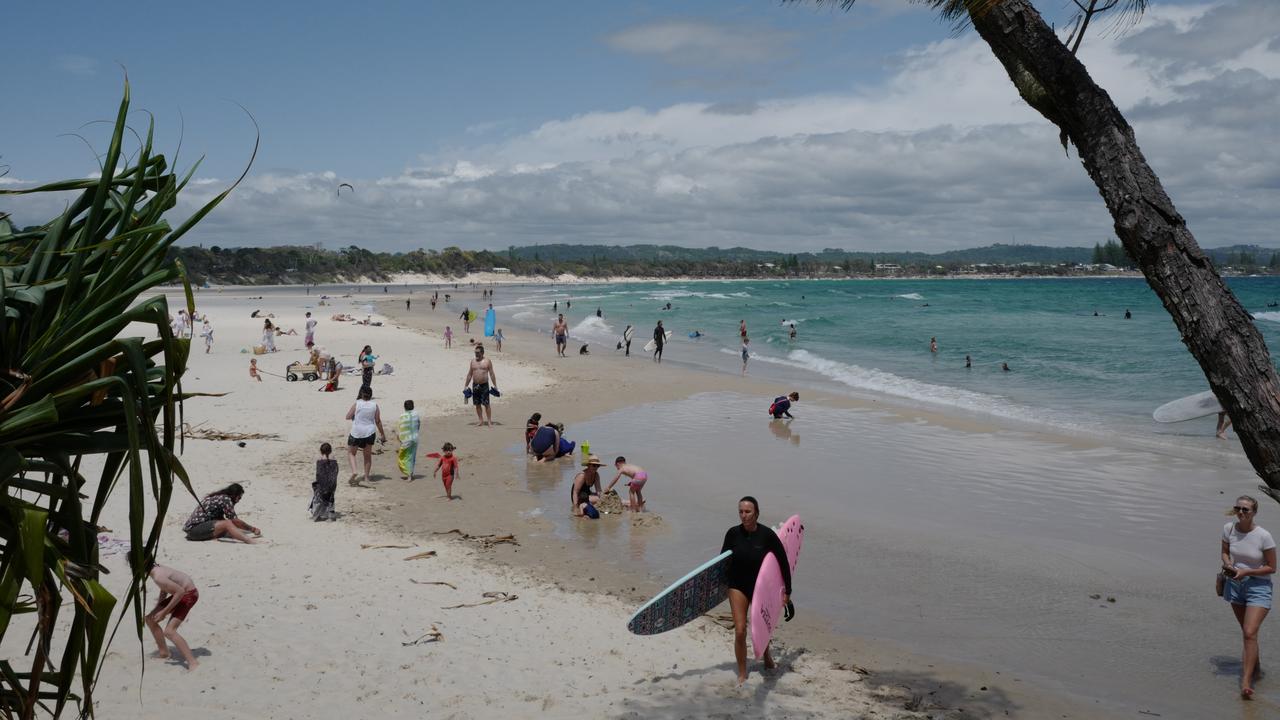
left=337, top=183, right=354, bottom=197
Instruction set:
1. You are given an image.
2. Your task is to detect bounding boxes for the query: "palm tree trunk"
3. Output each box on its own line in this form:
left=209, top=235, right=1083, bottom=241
left=969, top=0, right=1280, bottom=493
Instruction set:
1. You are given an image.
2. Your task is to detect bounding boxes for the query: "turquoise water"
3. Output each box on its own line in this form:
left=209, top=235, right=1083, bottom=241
left=500, top=277, right=1280, bottom=444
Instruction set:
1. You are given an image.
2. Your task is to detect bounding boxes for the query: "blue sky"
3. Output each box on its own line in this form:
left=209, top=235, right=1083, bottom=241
left=4, top=1, right=1278, bottom=252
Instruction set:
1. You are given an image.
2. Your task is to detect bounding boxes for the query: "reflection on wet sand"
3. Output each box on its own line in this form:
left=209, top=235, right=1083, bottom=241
left=769, top=418, right=800, bottom=446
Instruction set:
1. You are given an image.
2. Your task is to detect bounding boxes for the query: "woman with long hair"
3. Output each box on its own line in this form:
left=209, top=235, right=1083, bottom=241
left=183, top=483, right=261, bottom=543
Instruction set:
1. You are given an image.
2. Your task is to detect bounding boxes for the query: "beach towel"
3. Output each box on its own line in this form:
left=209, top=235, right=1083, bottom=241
left=397, top=410, right=421, bottom=477
left=311, top=458, right=339, bottom=521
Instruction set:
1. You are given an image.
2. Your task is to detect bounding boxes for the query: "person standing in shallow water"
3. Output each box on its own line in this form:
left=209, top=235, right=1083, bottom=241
left=1221, top=495, right=1276, bottom=700
left=722, top=496, right=792, bottom=685
left=652, top=320, right=665, bottom=363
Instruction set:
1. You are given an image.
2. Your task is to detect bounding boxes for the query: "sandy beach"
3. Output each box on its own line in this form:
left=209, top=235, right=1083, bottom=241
left=58, top=285, right=1215, bottom=719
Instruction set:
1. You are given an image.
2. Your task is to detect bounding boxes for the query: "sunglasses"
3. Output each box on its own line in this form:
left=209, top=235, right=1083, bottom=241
left=1233, top=506, right=1255, bottom=514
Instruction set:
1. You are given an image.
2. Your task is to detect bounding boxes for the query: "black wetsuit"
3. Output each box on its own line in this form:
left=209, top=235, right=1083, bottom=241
left=721, top=524, right=792, bottom=600
left=771, top=397, right=793, bottom=419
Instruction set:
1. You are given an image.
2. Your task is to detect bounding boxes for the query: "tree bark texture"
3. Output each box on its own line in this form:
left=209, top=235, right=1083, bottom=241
left=969, top=0, right=1280, bottom=495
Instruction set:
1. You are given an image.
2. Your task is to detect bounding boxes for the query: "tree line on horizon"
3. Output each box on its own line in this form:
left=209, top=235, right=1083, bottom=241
left=162, top=241, right=1280, bottom=284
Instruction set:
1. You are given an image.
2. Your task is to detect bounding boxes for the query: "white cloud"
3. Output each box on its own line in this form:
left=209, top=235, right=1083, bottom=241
left=54, top=54, right=99, bottom=76
left=5, top=2, right=1277, bottom=254
left=604, top=19, right=795, bottom=68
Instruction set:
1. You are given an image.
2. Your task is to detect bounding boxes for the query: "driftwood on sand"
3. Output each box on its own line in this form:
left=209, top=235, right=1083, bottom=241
left=431, top=529, right=519, bottom=549
left=361, top=543, right=416, bottom=550
left=410, top=580, right=457, bottom=590
left=442, top=591, right=517, bottom=610
left=182, top=422, right=281, bottom=442
left=403, top=550, right=438, bottom=561
left=402, top=625, right=444, bottom=646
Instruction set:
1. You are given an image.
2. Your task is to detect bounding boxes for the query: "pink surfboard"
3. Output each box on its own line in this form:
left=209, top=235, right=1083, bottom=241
left=749, top=514, right=804, bottom=658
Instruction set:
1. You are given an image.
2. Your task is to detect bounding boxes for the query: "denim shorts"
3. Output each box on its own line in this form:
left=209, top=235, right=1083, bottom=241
left=1225, top=575, right=1274, bottom=609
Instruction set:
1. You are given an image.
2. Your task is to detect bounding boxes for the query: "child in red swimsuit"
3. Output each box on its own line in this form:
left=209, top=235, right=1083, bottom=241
left=433, top=442, right=459, bottom=500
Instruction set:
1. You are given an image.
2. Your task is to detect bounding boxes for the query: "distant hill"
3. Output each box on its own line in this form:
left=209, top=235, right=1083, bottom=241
left=148, top=241, right=1280, bottom=284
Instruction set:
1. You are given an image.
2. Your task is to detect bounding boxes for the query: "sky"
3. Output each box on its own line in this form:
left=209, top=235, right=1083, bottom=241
left=2, top=0, right=1277, bottom=254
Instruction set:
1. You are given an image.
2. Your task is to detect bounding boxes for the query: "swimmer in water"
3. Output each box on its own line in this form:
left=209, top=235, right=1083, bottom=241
left=1002, top=362, right=1011, bottom=372
left=965, top=354, right=971, bottom=369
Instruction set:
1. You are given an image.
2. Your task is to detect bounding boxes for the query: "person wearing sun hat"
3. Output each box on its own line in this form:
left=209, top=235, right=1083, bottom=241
left=571, top=455, right=605, bottom=517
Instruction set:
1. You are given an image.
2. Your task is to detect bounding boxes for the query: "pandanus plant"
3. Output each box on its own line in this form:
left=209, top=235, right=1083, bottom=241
left=0, top=80, right=245, bottom=718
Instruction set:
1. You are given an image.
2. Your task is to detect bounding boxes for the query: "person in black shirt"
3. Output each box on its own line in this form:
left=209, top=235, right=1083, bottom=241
left=652, top=321, right=665, bottom=363
left=721, top=496, right=792, bottom=684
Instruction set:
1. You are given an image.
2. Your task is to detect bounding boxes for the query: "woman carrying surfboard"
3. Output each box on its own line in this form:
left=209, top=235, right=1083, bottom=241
left=721, top=496, right=792, bottom=685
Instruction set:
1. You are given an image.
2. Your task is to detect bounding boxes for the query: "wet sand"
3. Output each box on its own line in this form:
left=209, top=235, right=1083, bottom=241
left=373, top=292, right=1218, bottom=718
left=64, top=284, right=1272, bottom=718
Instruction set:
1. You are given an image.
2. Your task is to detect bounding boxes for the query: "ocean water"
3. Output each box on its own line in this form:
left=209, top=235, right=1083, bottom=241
left=514, top=392, right=1265, bottom=717
left=497, top=277, right=1280, bottom=448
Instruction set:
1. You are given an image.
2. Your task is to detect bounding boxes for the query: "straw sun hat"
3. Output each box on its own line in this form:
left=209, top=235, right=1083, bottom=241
left=585, top=455, right=605, bottom=466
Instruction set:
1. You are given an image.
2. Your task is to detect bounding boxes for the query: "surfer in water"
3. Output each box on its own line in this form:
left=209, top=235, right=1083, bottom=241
left=722, top=496, right=792, bottom=685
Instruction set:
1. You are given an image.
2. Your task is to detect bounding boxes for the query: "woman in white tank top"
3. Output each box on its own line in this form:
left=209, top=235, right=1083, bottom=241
left=344, top=386, right=385, bottom=486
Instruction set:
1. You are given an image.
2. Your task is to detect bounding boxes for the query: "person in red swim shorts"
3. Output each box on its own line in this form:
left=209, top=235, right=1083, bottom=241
left=144, top=560, right=201, bottom=671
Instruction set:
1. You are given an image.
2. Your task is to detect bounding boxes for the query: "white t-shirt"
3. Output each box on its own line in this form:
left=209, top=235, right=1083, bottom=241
left=306, top=318, right=317, bottom=333
left=1223, top=521, right=1276, bottom=571
left=350, top=400, right=379, bottom=439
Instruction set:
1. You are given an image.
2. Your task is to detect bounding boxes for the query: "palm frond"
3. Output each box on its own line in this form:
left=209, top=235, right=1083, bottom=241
left=0, top=78, right=233, bottom=718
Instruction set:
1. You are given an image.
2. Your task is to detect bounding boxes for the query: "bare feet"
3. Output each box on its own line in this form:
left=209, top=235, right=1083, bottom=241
left=1241, top=686, right=1253, bottom=700
left=186, top=659, right=199, bottom=672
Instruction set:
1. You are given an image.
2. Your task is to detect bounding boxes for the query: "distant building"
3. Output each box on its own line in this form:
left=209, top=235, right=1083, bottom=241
left=491, top=267, right=511, bottom=274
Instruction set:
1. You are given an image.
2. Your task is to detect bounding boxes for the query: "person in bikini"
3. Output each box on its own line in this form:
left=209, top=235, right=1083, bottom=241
left=605, top=457, right=648, bottom=511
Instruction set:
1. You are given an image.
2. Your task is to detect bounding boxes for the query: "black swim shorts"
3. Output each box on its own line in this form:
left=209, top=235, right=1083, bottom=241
left=347, top=433, right=376, bottom=448
left=471, top=382, right=491, bottom=407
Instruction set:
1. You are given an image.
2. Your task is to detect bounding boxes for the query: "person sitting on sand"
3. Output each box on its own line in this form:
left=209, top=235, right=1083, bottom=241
left=770, top=392, right=799, bottom=419
left=143, top=560, right=201, bottom=671
left=579, top=343, right=590, bottom=355
left=183, top=483, right=261, bottom=543
left=572, top=455, right=605, bottom=517
left=433, top=442, right=459, bottom=500
left=606, top=457, right=648, bottom=512
left=248, top=358, right=262, bottom=382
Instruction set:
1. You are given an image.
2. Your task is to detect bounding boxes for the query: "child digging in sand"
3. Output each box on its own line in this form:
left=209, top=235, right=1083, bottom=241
left=605, top=457, right=648, bottom=511
left=143, top=560, right=201, bottom=671
left=433, top=442, right=459, bottom=500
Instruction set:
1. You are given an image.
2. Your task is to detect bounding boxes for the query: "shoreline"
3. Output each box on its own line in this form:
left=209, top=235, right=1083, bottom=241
left=372, top=295, right=1146, bottom=719
left=173, top=271, right=1154, bottom=289
left=67, top=285, right=1235, bottom=718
